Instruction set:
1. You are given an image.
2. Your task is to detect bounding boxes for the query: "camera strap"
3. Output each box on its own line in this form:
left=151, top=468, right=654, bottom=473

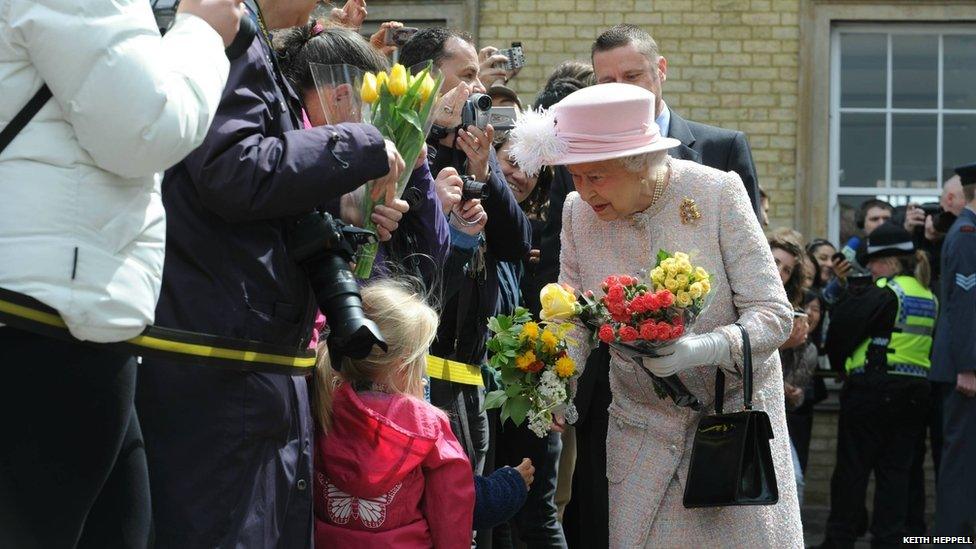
left=0, top=84, right=51, bottom=157
left=0, top=287, right=316, bottom=375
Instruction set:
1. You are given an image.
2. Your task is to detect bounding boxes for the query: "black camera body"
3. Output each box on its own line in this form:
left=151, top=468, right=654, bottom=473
left=919, top=203, right=943, bottom=218
left=151, top=0, right=256, bottom=60
left=288, top=211, right=387, bottom=367
left=460, top=175, right=490, bottom=201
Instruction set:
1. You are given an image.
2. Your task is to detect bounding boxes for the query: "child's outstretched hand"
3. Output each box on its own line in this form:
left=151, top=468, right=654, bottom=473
left=515, top=458, right=535, bottom=488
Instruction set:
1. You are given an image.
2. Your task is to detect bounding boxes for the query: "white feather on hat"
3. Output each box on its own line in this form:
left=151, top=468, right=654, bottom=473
left=509, top=108, right=566, bottom=177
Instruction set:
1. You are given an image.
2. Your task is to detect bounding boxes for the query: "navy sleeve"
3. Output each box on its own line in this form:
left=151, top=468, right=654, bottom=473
left=483, top=150, right=533, bottom=262
left=943, top=233, right=976, bottom=373
left=726, top=131, right=761, bottom=219
left=179, top=49, right=389, bottom=222
left=472, top=467, right=527, bottom=530
left=399, top=162, right=451, bottom=265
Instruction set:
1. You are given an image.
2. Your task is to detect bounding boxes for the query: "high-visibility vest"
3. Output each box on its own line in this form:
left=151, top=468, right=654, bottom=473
left=845, top=275, right=937, bottom=378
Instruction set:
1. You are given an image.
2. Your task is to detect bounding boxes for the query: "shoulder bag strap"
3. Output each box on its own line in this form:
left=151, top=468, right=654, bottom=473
left=714, top=323, right=754, bottom=414
left=0, top=84, right=52, bottom=156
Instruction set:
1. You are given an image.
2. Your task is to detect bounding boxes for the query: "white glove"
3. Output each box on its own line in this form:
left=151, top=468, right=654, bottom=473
left=638, top=333, right=733, bottom=376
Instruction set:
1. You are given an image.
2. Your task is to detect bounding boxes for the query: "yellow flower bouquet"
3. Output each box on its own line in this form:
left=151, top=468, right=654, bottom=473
left=485, top=307, right=578, bottom=437
left=310, top=62, right=443, bottom=278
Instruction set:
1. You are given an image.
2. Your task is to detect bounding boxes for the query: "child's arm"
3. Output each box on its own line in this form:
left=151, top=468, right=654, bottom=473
left=472, top=466, right=528, bottom=530
left=422, top=418, right=476, bottom=548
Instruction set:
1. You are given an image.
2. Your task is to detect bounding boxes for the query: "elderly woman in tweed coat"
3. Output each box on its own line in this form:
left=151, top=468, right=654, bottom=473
left=511, top=83, right=803, bottom=547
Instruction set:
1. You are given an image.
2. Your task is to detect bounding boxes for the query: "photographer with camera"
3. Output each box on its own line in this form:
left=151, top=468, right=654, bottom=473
left=133, top=1, right=405, bottom=547
left=399, top=27, right=533, bottom=540
left=0, top=0, right=243, bottom=545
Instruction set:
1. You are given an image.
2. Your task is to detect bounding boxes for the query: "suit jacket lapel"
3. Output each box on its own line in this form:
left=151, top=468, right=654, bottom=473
left=666, top=110, right=701, bottom=163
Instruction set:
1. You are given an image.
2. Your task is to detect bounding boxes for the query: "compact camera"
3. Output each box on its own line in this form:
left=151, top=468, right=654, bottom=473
left=497, top=42, right=525, bottom=71
left=385, top=26, right=419, bottom=46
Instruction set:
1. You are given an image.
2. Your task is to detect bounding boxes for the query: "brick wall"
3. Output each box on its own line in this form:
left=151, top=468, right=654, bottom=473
left=478, top=0, right=802, bottom=228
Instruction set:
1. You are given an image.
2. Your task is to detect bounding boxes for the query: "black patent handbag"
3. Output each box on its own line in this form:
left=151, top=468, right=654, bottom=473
left=682, top=323, right=779, bottom=508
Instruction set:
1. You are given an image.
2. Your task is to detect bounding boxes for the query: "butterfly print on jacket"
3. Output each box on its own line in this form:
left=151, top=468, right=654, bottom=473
left=320, top=473, right=402, bottom=529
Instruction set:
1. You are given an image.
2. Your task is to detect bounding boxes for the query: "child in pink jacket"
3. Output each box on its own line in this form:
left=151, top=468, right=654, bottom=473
left=312, top=280, right=474, bottom=548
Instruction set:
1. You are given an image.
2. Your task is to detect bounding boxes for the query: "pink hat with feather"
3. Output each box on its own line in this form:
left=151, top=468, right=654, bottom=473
left=510, top=83, right=679, bottom=176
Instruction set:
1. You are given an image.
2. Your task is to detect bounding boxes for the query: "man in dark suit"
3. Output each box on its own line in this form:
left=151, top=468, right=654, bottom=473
left=591, top=24, right=761, bottom=217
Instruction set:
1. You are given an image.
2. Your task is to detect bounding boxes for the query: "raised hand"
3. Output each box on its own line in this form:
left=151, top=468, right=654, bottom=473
left=178, top=0, right=245, bottom=48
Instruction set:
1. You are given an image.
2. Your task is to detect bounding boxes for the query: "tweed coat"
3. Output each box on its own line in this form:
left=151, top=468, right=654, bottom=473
left=559, top=158, right=804, bottom=548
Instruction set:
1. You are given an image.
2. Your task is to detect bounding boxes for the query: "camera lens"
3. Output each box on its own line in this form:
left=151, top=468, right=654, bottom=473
left=288, top=211, right=387, bottom=367
left=471, top=93, right=492, bottom=111
left=304, top=252, right=385, bottom=360
left=461, top=176, right=490, bottom=201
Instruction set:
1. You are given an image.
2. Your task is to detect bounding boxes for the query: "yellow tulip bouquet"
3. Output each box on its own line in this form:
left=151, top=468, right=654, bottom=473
left=485, top=297, right=580, bottom=438
left=310, top=62, right=443, bottom=278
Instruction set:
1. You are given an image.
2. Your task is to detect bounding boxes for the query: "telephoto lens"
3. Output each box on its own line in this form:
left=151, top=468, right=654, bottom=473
left=470, top=93, right=492, bottom=111
left=288, top=211, right=387, bottom=367
left=460, top=175, right=490, bottom=201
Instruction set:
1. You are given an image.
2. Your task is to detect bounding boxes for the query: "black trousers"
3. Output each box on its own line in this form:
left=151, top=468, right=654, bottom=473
left=563, top=345, right=612, bottom=549
left=933, top=383, right=976, bottom=541
left=430, top=379, right=489, bottom=474
left=824, top=372, right=930, bottom=548
left=905, top=382, right=943, bottom=536
left=0, top=327, right=150, bottom=548
left=491, top=422, right=567, bottom=548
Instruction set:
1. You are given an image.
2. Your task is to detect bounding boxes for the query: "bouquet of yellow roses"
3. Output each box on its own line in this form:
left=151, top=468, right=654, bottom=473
left=311, top=62, right=443, bottom=278
left=485, top=305, right=579, bottom=438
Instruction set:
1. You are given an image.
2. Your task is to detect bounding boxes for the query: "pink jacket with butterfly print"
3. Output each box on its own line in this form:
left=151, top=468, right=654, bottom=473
left=314, top=383, right=475, bottom=548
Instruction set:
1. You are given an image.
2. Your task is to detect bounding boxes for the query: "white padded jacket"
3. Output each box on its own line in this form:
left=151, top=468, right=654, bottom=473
left=0, top=0, right=229, bottom=342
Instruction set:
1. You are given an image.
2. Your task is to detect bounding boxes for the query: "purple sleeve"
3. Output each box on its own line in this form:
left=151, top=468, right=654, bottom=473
left=179, top=51, right=389, bottom=222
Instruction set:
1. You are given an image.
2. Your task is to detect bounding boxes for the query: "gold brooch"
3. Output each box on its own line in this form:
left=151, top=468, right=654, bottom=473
left=679, top=197, right=702, bottom=224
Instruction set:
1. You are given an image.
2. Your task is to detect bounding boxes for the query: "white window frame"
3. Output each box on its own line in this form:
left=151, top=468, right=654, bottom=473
left=828, top=23, right=976, bottom=244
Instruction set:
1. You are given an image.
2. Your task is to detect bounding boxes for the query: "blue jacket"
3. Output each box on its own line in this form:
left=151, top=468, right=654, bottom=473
left=473, top=467, right=528, bottom=530
left=136, top=12, right=387, bottom=548
left=931, top=207, right=976, bottom=383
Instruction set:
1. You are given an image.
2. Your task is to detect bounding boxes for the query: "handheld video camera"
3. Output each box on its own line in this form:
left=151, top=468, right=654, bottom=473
left=461, top=94, right=518, bottom=132
left=288, top=211, right=387, bottom=367
left=151, top=0, right=257, bottom=60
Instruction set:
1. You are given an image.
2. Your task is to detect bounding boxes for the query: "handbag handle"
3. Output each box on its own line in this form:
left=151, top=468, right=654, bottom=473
left=714, top=323, right=753, bottom=414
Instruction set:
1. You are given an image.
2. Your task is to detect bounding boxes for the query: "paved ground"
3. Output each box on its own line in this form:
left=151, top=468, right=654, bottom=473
left=802, top=505, right=936, bottom=548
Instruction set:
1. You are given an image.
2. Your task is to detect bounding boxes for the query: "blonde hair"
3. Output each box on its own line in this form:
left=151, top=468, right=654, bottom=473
left=312, top=279, right=439, bottom=433
left=898, top=251, right=932, bottom=289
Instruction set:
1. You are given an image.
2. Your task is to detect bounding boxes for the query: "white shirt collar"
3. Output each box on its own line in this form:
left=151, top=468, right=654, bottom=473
left=656, top=102, right=672, bottom=139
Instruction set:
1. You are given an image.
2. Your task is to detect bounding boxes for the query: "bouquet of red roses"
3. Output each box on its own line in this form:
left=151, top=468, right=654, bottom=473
left=544, top=251, right=713, bottom=409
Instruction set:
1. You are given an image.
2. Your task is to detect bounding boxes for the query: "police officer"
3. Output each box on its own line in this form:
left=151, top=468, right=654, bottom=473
left=819, top=222, right=937, bottom=548
left=931, top=162, right=976, bottom=541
